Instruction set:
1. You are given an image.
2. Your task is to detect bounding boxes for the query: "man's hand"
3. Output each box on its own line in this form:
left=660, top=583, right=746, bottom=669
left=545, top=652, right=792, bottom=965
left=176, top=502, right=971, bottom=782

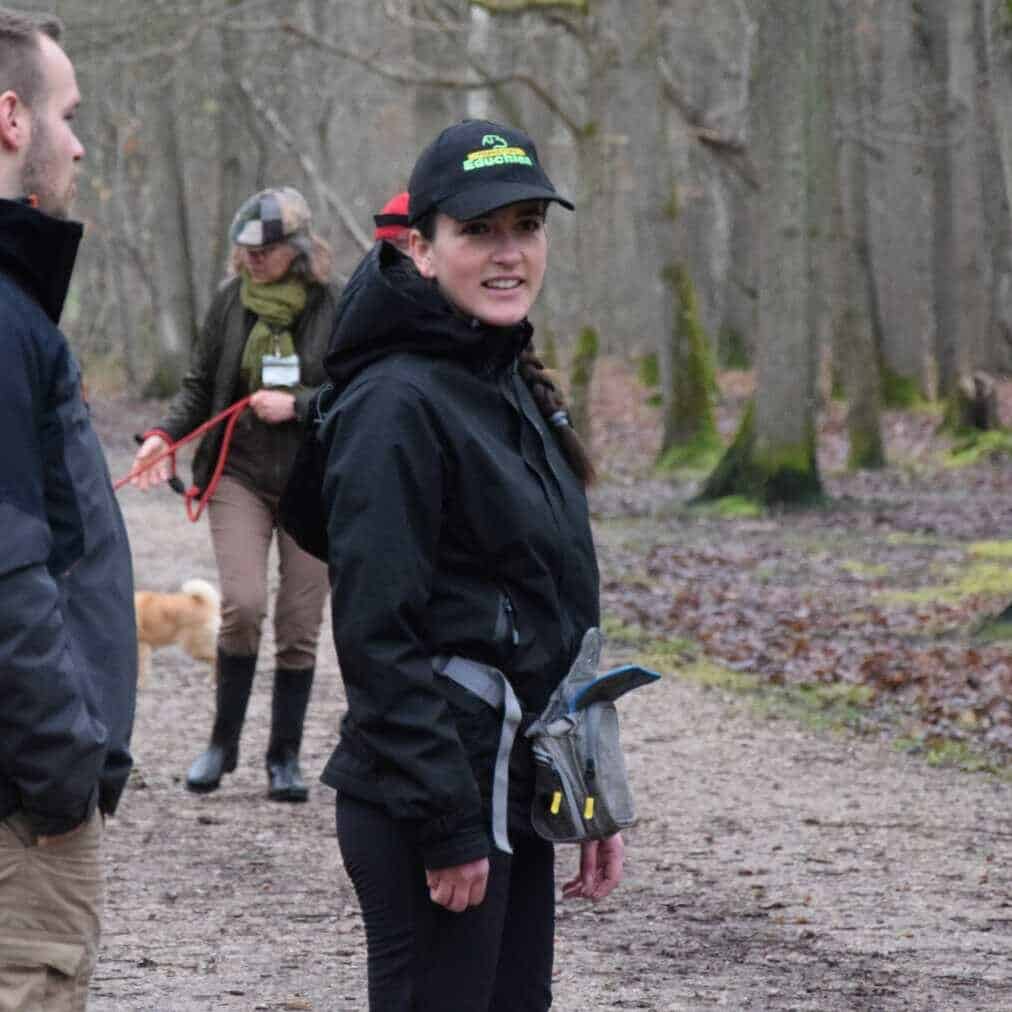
left=425, top=858, right=489, bottom=913
left=130, top=434, right=171, bottom=490
left=561, top=833, right=624, bottom=901
left=250, top=389, right=296, bottom=424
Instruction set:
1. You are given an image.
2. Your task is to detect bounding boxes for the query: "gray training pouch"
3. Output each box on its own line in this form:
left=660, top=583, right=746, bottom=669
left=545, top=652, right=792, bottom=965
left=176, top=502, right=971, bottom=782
left=524, top=628, right=660, bottom=843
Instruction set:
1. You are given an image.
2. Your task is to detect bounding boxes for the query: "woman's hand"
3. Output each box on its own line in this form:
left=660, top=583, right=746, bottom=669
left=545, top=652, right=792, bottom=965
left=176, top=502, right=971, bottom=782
left=250, top=389, right=296, bottom=424
left=425, top=857, right=490, bottom=913
left=562, top=832, right=624, bottom=902
left=130, top=434, right=171, bottom=490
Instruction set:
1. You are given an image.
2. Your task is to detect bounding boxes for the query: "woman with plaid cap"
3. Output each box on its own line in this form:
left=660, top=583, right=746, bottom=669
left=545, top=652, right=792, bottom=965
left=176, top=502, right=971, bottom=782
left=318, top=121, right=621, bottom=1010
left=131, top=187, right=338, bottom=804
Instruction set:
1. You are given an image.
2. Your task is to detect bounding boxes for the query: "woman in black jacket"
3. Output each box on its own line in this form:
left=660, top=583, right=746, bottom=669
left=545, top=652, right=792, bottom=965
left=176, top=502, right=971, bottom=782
left=320, top=121, right=622, bottom=1011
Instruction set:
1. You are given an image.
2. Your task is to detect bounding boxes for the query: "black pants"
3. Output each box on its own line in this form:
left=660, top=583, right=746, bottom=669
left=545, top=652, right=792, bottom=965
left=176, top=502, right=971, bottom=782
left=336, top=792, right=555, bottom=1011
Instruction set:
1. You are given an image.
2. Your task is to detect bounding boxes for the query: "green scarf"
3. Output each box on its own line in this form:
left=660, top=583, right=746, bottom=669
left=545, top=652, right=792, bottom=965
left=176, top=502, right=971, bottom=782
left=239, top=271, right=308, bottom=390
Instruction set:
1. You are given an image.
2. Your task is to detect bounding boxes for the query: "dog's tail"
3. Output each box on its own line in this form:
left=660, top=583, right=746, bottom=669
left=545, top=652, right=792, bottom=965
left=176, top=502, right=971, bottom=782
left=180, top=578, right=221, bottom=611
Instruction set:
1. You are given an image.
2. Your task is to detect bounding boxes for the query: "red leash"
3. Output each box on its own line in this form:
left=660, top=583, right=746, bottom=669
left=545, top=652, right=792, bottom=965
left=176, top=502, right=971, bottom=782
left=113, top=396, right=252, bottom=522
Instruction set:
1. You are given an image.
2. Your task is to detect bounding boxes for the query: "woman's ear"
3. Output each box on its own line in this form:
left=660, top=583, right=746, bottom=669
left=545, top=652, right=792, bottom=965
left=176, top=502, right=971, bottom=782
left=409, top=229, right=436, bottom=279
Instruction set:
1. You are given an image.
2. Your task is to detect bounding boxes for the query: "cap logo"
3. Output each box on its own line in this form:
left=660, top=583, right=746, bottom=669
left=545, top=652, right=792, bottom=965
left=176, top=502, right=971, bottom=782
left=462, top=136, right=534, bottom=172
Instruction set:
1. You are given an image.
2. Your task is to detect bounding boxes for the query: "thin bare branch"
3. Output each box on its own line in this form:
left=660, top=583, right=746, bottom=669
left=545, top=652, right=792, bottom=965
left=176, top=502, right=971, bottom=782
left=235, top=77, right=373, bottom=254
left=279, top=19, right=589, bottom=137
left=657, top=56, right=759, bottom=189
left=73, top=0, right=280, bottom=64
left=422, top=1, right=527, bottom=126
left=469, top=0, right=587, bottom=13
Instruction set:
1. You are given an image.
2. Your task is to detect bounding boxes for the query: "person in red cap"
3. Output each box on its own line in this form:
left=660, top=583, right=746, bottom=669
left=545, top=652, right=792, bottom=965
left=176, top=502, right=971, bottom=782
left=372, top=190, right=410, bottom=252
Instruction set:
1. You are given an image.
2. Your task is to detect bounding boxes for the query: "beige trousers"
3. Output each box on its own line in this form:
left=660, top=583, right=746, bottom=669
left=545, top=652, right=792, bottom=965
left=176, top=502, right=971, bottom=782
left=0, top=809, right=103, bottom=1012
left=208, top=474, right=329, bottom=669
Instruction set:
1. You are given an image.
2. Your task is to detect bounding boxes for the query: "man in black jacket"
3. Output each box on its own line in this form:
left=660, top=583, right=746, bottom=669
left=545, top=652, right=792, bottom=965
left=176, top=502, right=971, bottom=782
left=0, top=10, right=137, bottom=1010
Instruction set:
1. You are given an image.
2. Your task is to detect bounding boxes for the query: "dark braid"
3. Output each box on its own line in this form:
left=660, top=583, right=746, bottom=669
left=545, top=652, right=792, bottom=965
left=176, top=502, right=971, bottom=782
left=413, top=209, right=596, bottom=487
left=518, top=344, right=597, bottom=487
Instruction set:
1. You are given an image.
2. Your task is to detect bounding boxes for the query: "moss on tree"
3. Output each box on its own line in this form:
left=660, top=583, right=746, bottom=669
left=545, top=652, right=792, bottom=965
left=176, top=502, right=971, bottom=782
left=696, top=400, right=823, bottom=506
left=718, top=326, right=750, bottom=369
left=880, top=366, right=922, bottom=408
left=637, top=352, right=662, bottom=408
left=569, top=325, right=598, bottom=440
left=658, top=263, right=720, bottom=467
left=847, top=423, right=885, bottom=470
left=638, top=352, right=660, bottom=389
left=541, top=330, right=560, bottom=371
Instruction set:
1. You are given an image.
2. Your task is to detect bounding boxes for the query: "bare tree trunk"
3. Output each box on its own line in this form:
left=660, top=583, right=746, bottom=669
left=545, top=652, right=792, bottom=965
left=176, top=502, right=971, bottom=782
left=873, top=1, right=933, bottom=402
left=412, top=0, right=469, bottom=148
left=213, top=0, right=268, bottom=294
left=753, top=0, right=826, bottom=499
left=701, top=0, right=827, bottom=504
left=978, top=1, right=1012, bottom=374
left=832, top=0, right=884, bottom=469
left=986, top=0, right=1012, bottom=218
left=722, top=185, right=757, bottom=367
left=146, top=60, right=199, bottom=396
left=925, top=0, right=978, bottom=402
left=617, top=0, right=673, bottom=420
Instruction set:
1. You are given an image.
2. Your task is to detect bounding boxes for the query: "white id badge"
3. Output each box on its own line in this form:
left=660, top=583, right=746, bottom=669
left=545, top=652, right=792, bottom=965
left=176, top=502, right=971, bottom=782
left=261, top=353, right=301, bottom=388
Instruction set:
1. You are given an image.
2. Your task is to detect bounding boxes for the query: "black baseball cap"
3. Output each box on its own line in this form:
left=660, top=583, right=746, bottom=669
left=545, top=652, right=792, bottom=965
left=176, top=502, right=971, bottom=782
left=407, top=119, right=574, bottom=225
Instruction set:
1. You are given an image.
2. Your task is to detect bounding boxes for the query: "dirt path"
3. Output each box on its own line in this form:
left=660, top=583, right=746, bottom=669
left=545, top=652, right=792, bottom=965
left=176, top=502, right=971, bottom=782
left=90, top=398, right=1012, bottom=1011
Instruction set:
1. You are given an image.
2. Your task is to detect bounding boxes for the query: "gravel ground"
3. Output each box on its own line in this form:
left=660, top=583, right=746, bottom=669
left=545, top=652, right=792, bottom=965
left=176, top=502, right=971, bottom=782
left=88, top=397, right=1012, bottom=1012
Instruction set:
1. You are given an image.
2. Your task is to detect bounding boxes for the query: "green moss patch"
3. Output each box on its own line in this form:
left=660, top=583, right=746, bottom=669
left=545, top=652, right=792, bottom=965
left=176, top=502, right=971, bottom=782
left=942, top=430, right=1012, bottom=468
left=968, top=541, right=1012, bottom=560
left=638, top=651, right=877, bottom=735
left=894, top=737, right=1012, bottom=779
left=880, top=367, right=923, bottom=409
left=656, top=431, right=725, bottom=473
left=878, top=554, right=1012, bottom=606
left=689, top=494, right=763, bottom=519
left=839, top=560, right=889, bottom=579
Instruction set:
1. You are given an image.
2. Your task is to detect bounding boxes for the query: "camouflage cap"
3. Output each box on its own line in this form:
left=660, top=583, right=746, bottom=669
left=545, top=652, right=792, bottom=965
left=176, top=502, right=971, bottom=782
left=230, top=186, right=312, bottom=247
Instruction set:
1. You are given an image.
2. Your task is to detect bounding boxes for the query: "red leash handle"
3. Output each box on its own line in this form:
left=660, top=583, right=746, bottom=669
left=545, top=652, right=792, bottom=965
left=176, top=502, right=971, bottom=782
left=114, top=396, right=253, bottom=522
left=182, top=397, right=251, bottom=521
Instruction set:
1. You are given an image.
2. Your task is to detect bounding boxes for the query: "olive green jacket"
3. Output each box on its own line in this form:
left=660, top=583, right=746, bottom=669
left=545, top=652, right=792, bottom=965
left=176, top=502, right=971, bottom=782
left=150, top=275, right=339, bottom=494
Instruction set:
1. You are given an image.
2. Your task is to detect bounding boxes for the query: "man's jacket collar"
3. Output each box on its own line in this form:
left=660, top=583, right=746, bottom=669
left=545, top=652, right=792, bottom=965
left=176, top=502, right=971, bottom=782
left=0, top=197, right=83, bottom=323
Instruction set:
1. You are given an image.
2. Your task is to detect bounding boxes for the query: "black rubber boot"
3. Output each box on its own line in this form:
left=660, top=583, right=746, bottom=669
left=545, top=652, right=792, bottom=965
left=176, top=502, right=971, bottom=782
left=186, top=650, right=256, bottom=793
left=265, top=668, right=314, bottom=803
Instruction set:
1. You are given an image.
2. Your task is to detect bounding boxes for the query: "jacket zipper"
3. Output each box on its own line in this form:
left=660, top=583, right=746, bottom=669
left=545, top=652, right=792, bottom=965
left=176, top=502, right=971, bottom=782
left=502, top=590, right=520, bottom=646
left=507, top=362, right=577, bottom=659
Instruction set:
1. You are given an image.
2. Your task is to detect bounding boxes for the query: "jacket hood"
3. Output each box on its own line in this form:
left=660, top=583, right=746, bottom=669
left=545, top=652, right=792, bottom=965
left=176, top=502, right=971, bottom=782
left=0, top=198, right=82, bottom=323
left=324, top=241, right=531, bottom=390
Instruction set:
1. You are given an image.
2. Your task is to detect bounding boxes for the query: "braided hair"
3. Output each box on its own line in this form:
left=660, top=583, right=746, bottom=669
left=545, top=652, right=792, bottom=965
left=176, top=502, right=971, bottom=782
left=517, top=343, right=596, bottom=487
left=412, top=210, right=596, bottom=487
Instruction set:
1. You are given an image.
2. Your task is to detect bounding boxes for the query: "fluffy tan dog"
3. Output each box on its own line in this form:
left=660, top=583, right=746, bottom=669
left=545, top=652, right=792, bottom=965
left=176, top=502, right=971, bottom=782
left=135, top=579, right=220, bottom=684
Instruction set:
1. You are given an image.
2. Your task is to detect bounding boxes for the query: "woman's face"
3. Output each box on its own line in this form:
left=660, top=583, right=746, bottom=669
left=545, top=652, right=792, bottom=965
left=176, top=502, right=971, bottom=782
left=410, top=201, right=547, bottom=328
left=241, top=241, right=297, bottom=284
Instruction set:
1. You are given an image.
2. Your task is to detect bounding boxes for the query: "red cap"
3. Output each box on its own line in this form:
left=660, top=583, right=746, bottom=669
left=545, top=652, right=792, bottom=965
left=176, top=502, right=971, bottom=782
left=373, top=191, right=410, bottom=241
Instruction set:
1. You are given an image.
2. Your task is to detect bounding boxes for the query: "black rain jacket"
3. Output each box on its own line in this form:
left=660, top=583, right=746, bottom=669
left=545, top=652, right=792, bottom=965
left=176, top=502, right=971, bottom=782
left=0, top=198, right=137, bottom=836
left=318, top=243, right=600, bottom=869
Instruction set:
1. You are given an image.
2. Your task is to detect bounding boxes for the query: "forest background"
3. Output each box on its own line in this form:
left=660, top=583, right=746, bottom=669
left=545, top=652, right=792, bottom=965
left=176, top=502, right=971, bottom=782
left=11, top=4, right=1012, bottom=1004
left=25, top=0, right=1012, bottom=765
left=21, top=0, right=1012, bottom=496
